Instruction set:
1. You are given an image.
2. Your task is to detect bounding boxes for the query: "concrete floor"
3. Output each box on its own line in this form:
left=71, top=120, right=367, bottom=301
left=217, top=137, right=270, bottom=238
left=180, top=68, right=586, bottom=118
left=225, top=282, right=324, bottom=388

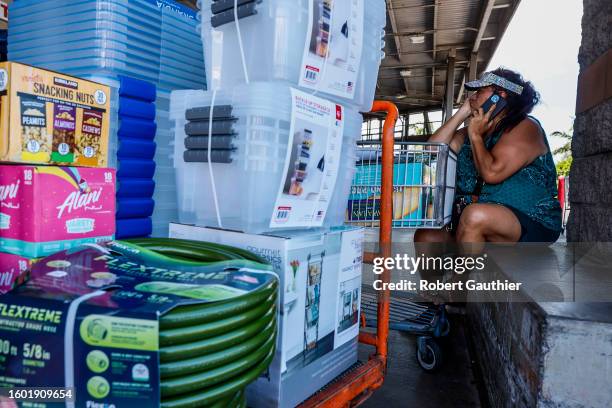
left=359, top=229, right=483, bottom=408
left=359, top=317, right=483, bottom=408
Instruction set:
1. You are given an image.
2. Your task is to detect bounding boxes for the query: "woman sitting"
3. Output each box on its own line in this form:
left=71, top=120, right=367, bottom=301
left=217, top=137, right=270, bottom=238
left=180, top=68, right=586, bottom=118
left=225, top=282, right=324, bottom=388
left=415, top=68, right=562, bottom=245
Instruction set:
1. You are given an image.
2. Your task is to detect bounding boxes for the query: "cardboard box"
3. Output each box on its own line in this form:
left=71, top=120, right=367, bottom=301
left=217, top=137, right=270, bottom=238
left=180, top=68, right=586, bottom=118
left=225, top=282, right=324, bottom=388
left=0, top=165, right=116, bottom=258
left=0, top=62, right=111, bottom=167
left=0, top=251, right=34, bottom=294
left=169, top=223, right=364, bottom=408
left=0, top=241, right=277, bottom=407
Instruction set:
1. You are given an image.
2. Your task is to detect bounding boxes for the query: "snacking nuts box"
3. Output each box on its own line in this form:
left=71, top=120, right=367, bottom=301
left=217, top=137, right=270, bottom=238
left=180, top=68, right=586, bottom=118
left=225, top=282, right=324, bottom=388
left=0, top=165, right=116, bottom=258
left=0, top=62, right=111, bottom=167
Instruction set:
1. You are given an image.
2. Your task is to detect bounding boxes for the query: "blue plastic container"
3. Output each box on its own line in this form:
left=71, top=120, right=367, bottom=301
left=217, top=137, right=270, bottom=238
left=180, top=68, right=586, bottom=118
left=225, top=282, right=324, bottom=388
left=117, top=198, right=155, bottom=219
left=119, top=76, right=157, bottom=102
left=117, top=179, right=156, bottom=199
left=117, top=139, right=157, bottom=160
left=117, top=159, right=156, bottom=179
left=118, top=117, right=157, bottom=140
left=116, top=218, right=153, bottom=239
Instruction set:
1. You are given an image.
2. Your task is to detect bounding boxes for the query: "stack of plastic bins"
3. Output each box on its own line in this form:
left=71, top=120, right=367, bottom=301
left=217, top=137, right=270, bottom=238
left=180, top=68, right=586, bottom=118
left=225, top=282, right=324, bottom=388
left=170, top=83, right=363, bottom=233
left=197, top=0, right=386, bottom=229
left=7, top=0, right=206, bottom=237
left=0, top=30, right=7, bottom=62
left=115, top=76, right=157, bottom=239
left=198, top=0, right=387, bottom=111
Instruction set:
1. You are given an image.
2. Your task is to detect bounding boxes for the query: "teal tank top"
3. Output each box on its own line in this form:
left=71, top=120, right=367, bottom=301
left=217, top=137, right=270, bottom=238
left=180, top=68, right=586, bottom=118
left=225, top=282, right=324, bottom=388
left=455, top=117, right=562, bottom=232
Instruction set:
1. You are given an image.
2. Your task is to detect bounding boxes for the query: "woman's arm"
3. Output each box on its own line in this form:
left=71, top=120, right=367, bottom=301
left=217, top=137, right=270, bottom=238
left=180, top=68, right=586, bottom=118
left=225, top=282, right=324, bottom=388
left=429, top=99, right=472, bottom=152
left=469, top=110, right=547, bottom=184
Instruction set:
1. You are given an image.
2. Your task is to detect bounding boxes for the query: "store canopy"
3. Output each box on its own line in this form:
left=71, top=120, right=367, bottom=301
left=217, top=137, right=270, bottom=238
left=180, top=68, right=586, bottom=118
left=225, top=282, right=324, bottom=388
left=379, top=0, right=521, bottom=115
left=179, top=0, right=521, bottom=115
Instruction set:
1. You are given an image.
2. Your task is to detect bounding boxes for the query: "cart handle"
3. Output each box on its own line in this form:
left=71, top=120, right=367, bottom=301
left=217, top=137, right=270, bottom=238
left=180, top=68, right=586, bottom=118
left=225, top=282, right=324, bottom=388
left=299, top=101, right=398, bottom=408
left=359, top=100, right=397, bottom=362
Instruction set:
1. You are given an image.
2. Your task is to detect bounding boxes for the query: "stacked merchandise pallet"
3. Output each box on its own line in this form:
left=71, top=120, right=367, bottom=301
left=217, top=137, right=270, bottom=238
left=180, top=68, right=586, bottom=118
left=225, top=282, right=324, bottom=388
left=115, top=76, right=157, bottom=238
left=170, top=1, right=385, bottom=406
left=8, top=0, right=206, bottom=237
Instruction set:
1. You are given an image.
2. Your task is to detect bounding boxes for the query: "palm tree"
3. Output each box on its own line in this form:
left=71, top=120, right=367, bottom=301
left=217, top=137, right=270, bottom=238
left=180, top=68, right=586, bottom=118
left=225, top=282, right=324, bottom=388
left=551, top=127, right=572, bottom=177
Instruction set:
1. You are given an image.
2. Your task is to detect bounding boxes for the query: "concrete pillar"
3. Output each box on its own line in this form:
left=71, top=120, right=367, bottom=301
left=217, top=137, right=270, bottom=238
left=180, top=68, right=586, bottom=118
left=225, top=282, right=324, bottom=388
left=566, top=0, right=612, bottom=241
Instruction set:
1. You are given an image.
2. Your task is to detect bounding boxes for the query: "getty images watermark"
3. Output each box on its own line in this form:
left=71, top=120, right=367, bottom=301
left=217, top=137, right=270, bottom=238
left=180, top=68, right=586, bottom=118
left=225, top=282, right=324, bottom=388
left=371, top=253, right=523, bottom=292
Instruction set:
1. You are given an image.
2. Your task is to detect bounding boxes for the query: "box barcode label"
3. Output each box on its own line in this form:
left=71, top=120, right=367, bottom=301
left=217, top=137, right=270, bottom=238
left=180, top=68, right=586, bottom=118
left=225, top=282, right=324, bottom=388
left=304, top=66, right=320, bottom=83
left=275, top=206, right=291, bottom=223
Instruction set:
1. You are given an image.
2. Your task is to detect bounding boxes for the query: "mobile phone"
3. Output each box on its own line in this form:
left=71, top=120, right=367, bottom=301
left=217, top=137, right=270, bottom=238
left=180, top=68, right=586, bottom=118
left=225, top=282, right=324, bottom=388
left=480, top=92, right=507, bottom=121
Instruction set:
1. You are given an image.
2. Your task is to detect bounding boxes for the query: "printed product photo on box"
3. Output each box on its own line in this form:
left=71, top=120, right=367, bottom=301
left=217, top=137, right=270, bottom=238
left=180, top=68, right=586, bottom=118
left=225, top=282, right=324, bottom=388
left=0, top=165, right=116, bottom=258
left=0, top=62, right=111, bottom=167
left=169, top=223, right=364, bottom=408
left=0, top=240, right=278, bottom=407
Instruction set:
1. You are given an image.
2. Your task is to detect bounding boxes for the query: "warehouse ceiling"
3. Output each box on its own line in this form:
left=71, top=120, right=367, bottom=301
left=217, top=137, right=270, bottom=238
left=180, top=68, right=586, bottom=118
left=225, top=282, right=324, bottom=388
left=182, top=0, right=521, bottom=114
left=380, top=0, right=521, bottom=113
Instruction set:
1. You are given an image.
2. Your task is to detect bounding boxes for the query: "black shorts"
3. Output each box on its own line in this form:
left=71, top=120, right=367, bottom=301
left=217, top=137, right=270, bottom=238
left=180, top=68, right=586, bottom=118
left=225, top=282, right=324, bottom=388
left=507, top=206, right=561, bottom=243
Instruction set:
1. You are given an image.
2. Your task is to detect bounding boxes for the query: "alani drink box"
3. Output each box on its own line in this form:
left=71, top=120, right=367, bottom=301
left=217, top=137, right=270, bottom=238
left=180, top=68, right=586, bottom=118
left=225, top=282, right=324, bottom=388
left=0, top=165, right=116, bottom=258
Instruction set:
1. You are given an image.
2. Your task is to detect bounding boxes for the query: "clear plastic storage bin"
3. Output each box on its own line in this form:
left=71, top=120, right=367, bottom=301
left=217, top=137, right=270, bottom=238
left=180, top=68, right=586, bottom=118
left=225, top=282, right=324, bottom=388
left=199, top=0, right=386, bottom=111
left=171, top=82, right=363, bottom=233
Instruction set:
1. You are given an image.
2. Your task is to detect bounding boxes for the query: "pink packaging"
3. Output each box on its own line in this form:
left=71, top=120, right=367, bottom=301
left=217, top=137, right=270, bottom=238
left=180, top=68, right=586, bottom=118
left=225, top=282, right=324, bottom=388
left=0, top=165, right=116, bottom=258
left=0, top=252, right=33, bottom=294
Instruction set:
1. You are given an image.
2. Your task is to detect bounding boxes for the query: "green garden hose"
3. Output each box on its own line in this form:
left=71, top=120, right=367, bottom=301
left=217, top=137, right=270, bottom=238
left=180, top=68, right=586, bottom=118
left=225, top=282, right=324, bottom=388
left=160, top=317, right=276, bottom=378
left=159, top=295, right=276, bottom=346
left=160, top=346, right=275, bottom=408
left=160, top=307, right=276, bottom=362
left=159, top=280, right=277, bottom=330
left=120, top=238, right=278, bottom=408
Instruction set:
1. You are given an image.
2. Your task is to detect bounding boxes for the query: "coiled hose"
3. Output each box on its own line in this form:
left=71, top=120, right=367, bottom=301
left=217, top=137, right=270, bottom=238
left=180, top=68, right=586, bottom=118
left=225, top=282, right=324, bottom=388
left=122, top=238, right=278, bottom=408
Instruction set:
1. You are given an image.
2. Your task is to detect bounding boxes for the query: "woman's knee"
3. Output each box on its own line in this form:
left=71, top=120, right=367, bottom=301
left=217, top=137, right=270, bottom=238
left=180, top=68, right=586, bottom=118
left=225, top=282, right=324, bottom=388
left=458, top=204, right=489, bottom=231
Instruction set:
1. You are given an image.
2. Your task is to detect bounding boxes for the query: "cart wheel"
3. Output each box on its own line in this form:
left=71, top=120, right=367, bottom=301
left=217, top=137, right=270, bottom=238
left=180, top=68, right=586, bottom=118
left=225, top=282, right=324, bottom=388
left=416, top=338, right=443, bottom=372
left=439, top=318, right=451, bottom=337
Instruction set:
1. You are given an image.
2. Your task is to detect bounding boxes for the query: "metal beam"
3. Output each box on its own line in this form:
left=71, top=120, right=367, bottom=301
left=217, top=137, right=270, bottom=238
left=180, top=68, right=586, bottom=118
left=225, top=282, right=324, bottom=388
left=381, top=60, right=469, bottom=69
left=431, top=0, right=439, bottom=96
left=469, top=52, right=479, bottom=80
left=444, top=49, right=456, bottom=123
left=388, top=27, right=480, bottom=37
left=473, top=0, right=496, bottom=53
left=385, top=44, right=472, bottom=58
left=386, top=0, right=411, bottom=96
left=423, top=111, right=433, bottom=135
left=456, top=68, right=468, bottom=103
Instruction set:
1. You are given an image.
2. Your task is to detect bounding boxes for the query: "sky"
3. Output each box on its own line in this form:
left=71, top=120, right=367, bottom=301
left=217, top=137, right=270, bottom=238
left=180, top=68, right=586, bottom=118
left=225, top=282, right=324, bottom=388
left=487, top=0, right=583, bottom=153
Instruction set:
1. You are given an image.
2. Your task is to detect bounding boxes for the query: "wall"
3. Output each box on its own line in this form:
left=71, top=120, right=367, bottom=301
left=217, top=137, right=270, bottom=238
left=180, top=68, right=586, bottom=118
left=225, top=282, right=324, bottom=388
left=468, top=301, right=612, bottom=408
left=567, top=0, right=612, bottom=241
left=467, top=301, right=547, bottom=408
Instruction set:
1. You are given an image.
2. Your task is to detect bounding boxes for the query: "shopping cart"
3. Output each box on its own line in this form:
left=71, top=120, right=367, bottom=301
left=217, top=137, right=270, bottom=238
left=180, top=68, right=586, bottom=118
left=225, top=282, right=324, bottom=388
left=346, top=140, right=456, bottom=371
left=299, top=102, right=455, bottom=407
left=346, top=141, right=457, bottom=229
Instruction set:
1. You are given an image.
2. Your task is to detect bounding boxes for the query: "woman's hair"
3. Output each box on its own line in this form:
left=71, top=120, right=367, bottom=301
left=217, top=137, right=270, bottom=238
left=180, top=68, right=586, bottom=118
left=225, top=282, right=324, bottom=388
left=489, top=67, right=540, bottom=132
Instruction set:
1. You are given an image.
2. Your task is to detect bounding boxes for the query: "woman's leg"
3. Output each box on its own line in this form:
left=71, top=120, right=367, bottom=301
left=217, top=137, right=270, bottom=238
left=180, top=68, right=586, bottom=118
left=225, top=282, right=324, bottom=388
left=414, top=228, right=455, bottom=296
left=456, top=203, right=522, bottom=243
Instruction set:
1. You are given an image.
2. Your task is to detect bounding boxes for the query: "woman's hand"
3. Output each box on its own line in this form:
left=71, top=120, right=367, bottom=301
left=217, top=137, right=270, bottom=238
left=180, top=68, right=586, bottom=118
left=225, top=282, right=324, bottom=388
left=457, top=98, right=472, bottom=121
left=468, top=104, right=496, bottom=139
